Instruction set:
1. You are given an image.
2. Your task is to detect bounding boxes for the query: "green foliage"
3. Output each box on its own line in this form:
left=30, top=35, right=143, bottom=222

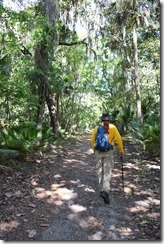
left=113, top=103, right=135, bottom=134
left=0, top=0, right=160, bottom=148
left=0, top=122, right=53, bottom=156
left=129, top=114, right=160, bottom=156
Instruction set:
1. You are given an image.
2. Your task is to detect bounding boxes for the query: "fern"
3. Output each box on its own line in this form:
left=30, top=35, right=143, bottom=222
left=0, top=122, right=53, bottom=156
left=128, top=115, right=160, bottom=155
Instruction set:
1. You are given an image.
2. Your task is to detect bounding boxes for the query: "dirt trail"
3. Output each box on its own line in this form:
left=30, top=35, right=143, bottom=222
left=0, top=134, right=160, bottom=241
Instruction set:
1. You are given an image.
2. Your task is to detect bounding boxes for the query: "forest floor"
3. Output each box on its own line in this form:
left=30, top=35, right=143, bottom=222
left=0, top=133, right=161, bottom=241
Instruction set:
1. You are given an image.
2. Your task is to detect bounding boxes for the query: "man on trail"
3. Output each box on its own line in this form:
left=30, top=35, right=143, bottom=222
left=90, top=112, right=124, bottom=204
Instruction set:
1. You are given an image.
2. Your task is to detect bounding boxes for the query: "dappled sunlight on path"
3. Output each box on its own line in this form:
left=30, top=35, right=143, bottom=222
left=0, top=134, right=160, bottom=241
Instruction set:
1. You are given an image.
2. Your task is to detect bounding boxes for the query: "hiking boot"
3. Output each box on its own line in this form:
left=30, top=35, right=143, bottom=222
left=100, top=190, right=110, bottom=204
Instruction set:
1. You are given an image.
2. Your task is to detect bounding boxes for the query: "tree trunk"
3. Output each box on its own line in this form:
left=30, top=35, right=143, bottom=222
left=36, top=80, right=46, bottom=129
left=33, top=0, right=59, bottom=134
left=133, top=23, right=142, bottom=123
left=46, top=91, right=59, bottom=135
left=34, top=44, right=48, bottom=129
left=56, top=92, right=60, bottom=122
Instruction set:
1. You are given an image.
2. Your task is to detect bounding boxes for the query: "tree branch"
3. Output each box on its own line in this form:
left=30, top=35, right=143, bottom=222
left=59, top=38, right=97, bottom=60
left=59, top=38, right=87, bottom=46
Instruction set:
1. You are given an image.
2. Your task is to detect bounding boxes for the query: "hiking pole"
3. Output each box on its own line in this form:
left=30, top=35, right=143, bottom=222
left=120, top=156, right=124, bottom=192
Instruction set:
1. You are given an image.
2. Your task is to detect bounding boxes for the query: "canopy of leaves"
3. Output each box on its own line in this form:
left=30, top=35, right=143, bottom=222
left=0, top=0, right=160, bottom=156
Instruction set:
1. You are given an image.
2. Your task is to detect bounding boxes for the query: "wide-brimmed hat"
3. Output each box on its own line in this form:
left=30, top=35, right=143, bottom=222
left=100, top=113, right=111, bottom=121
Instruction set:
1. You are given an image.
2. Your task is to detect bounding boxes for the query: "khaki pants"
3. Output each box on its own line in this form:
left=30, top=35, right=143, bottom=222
left=95, top=150, right=114, bottom=192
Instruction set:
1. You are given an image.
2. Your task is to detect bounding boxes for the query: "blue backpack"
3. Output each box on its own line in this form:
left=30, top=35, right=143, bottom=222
left=94, top=124, right=113, bottom=152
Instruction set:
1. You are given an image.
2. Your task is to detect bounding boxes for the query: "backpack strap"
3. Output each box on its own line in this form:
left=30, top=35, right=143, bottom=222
left=97, top=124, right=105, bottom=135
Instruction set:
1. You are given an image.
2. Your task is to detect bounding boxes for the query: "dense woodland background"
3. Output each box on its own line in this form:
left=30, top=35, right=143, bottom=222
left=0, top=0, right=160, bottom=163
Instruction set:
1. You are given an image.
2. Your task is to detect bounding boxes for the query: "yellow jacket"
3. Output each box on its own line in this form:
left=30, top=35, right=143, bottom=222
left=90, top=123, right=124, bottom=153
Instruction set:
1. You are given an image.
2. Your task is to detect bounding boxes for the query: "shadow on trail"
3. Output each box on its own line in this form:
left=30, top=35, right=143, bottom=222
left=0, top=134, right=160, bottom=241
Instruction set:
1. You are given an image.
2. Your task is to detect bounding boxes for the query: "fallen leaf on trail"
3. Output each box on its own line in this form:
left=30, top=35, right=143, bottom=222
left=31, top=189, right=35, bottom=197
left=5, top=192, right=13, bottom=198
left=29, top=203, right=36, bottom=208
left=28, top=229, right=36, bottom=238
